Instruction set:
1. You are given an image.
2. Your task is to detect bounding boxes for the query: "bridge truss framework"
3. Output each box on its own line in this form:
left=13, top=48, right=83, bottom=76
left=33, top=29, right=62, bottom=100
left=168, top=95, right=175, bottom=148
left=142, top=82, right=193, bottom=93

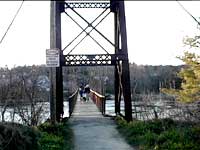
left=50, top=0, right=132, bottom=122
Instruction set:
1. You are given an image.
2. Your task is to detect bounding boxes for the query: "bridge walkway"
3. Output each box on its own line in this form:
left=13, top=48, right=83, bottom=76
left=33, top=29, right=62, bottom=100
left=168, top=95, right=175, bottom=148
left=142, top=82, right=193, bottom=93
left=69, top=95, right=134, bottom=150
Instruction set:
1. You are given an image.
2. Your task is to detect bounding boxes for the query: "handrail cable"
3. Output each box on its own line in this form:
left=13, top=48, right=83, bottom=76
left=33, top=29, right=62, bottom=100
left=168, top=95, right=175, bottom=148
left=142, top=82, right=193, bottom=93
left=0, top=1, right=24, bottom=45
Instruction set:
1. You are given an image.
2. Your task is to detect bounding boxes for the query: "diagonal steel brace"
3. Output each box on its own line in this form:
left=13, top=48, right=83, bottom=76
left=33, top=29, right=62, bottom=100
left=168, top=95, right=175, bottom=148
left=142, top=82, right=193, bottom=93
left=66, top=3, right=115, bottom=47
left=65, top=10, right=111, bottom=54
left=62, top=7, right=108, bottom=52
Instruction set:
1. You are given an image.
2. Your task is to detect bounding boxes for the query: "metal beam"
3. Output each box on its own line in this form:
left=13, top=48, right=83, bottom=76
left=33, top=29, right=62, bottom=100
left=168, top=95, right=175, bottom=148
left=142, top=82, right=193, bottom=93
left=50, top=1, right=64, bottom=122
left=64, top=10, right=111, bottom=54
left=50, top=0, right=132, bottom=122
left=114, top=9, right=120, bottom=115
left=63, top=54, right=127, bottom=66
left=67, top=6, right=115, bottom=47
left=65, top=2, right=110, bottom=9
left=62, top=8, right=109, bottom=52
left=118, top=1, right=132, bottom=122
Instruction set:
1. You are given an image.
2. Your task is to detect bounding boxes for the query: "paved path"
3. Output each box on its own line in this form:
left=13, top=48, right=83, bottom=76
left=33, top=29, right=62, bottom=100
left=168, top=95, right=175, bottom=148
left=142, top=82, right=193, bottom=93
left=69, top=96, right=134, bottom=150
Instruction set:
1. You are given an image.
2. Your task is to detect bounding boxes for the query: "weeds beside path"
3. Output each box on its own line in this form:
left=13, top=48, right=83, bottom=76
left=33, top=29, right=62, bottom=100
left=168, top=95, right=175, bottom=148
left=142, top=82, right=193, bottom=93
left=0, top=120, right=74, bottom=150
left=116, top=117, right=200, bottom=150
left=38, top=120, right=74, bottom=150
left=63, top=120, right=74, bottom=150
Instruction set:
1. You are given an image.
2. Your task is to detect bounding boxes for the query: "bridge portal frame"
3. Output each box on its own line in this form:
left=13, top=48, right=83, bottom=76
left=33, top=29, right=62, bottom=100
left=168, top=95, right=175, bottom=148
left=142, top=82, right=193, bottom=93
left=50, top=0, right=132, bottom=122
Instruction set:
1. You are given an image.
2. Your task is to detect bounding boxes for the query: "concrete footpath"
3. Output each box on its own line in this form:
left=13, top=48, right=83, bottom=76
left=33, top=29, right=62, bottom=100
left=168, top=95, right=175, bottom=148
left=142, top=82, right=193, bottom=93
left=69, top=96, right=134, bottom=150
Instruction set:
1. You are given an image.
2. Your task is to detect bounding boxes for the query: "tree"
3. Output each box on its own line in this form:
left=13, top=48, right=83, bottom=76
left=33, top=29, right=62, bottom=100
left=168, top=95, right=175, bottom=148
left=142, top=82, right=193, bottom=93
left=162, top=35, right=200, bottom=103
left=0, top=66, right=49, bottom=125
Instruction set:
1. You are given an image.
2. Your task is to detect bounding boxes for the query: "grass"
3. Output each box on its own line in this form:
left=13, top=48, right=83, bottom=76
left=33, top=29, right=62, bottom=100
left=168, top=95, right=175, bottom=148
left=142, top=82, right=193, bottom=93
left=0, top=119, right=74, bottom=150
left=38, top=120, right=74, bottom=150
left=115, top=117, right=200, bottom=150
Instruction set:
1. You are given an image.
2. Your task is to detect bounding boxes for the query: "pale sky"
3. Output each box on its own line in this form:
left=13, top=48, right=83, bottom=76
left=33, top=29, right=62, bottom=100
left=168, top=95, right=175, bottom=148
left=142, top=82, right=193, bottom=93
left=0, top=1, right=200, bottom=68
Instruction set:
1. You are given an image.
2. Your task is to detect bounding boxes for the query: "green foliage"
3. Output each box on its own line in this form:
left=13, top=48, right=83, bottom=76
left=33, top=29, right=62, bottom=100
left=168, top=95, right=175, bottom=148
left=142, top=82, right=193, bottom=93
left=38, top=121, right=73, bottom=150
left=116, top=118, right=200, bottom=150
left=0, top=122, right=40, bottom=150
left=176, top=52, right=200, bottom=102
left=38, top=122, right=64, bottom=136
left=162, top=35, right=200, bottom=103
left=0, top=121, right=74, bottom=150
left=39, top=132, right=64, bottom=150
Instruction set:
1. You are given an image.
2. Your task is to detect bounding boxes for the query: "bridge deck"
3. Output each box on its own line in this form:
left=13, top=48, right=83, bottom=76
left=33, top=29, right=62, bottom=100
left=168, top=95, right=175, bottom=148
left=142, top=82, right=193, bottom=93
left=69, top=95, right=133, bottom=150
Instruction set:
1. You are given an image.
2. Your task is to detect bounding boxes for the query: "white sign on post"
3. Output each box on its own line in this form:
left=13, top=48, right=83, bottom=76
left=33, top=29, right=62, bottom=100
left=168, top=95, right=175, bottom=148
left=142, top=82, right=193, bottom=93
left=46, top=49, right=60, bottom=67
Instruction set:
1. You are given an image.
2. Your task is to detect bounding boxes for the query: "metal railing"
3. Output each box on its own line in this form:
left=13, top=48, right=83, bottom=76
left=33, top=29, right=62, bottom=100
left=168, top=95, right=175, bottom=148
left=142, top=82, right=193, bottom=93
left=90, top=89, right=106, bottom=115
left=68, top=89, right=79, bottom=117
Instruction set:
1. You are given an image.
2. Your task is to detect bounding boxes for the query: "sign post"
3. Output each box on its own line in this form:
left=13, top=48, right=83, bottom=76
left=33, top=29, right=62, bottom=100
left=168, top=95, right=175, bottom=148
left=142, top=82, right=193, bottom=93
left=46, top=48, right=60, bottom=124
left=46, top=48, right=60, bottom=67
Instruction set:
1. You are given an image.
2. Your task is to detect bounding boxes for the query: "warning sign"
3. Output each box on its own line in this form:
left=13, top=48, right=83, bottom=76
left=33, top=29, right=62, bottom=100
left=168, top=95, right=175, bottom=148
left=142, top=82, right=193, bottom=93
left=46, top=49, right=60, bottom=67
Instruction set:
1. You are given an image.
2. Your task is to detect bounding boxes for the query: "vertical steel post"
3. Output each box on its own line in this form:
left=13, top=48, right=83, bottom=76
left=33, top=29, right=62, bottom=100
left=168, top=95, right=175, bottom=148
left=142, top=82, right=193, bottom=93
left=118, top=1, right=132, bottom=122
left=111, top=0, right=132, bottom=121
left=50, top=1, right=63, bottom=122
left=114, top=8, right=120, bottom=115
left=50, top=1, right=56, bottom=124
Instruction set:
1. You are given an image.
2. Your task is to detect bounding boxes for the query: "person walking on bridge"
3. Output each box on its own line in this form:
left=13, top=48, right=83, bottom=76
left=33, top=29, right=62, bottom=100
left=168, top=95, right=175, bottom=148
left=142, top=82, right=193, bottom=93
left=84, top=84, right=90, bottom=102
left=79, top=85, right=84, bottom=101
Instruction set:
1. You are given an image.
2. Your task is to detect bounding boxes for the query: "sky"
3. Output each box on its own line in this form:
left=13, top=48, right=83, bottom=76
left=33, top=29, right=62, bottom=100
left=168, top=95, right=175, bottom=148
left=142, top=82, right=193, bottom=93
left=0, top=1, right=200, bottom=68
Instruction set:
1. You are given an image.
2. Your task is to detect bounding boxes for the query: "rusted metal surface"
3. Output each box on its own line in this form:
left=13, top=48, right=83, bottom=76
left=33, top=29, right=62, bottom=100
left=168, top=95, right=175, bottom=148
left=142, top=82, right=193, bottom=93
left=51, top=0, right=132, bottom=122
left=65, top=2, right=110, bottom=9
left=90, top=89, right=105, bottom=115
left=62, top=54, right=127, bottom=66
left=118, top=1, right=133, bottom=122
left=112, top=0, right=132, bottom=121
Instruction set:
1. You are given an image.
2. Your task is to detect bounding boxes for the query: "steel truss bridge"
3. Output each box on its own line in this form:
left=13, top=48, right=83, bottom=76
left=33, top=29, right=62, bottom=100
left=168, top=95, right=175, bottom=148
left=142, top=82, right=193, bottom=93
left=50, top=0, right=132, bottom=122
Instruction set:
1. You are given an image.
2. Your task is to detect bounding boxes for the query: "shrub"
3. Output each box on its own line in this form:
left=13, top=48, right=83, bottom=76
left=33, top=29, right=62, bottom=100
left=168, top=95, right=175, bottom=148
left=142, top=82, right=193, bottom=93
left=38, top=121, right=73, bottom=150
left=116, top=118, right=200, bottom=150
left=0, top=120, right=73, bottom=150
left=0, top=122, right=40, bottom=150
left=38, top=122, right=64, bottom=136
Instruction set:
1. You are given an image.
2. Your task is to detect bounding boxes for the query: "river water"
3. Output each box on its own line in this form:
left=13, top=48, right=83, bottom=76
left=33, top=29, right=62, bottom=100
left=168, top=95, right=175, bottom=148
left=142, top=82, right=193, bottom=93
left=0, top=102, right=69, bottom=124
left=0, top=100, right=121, bottom=124
left=0, top=95, right=193, bottom=124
